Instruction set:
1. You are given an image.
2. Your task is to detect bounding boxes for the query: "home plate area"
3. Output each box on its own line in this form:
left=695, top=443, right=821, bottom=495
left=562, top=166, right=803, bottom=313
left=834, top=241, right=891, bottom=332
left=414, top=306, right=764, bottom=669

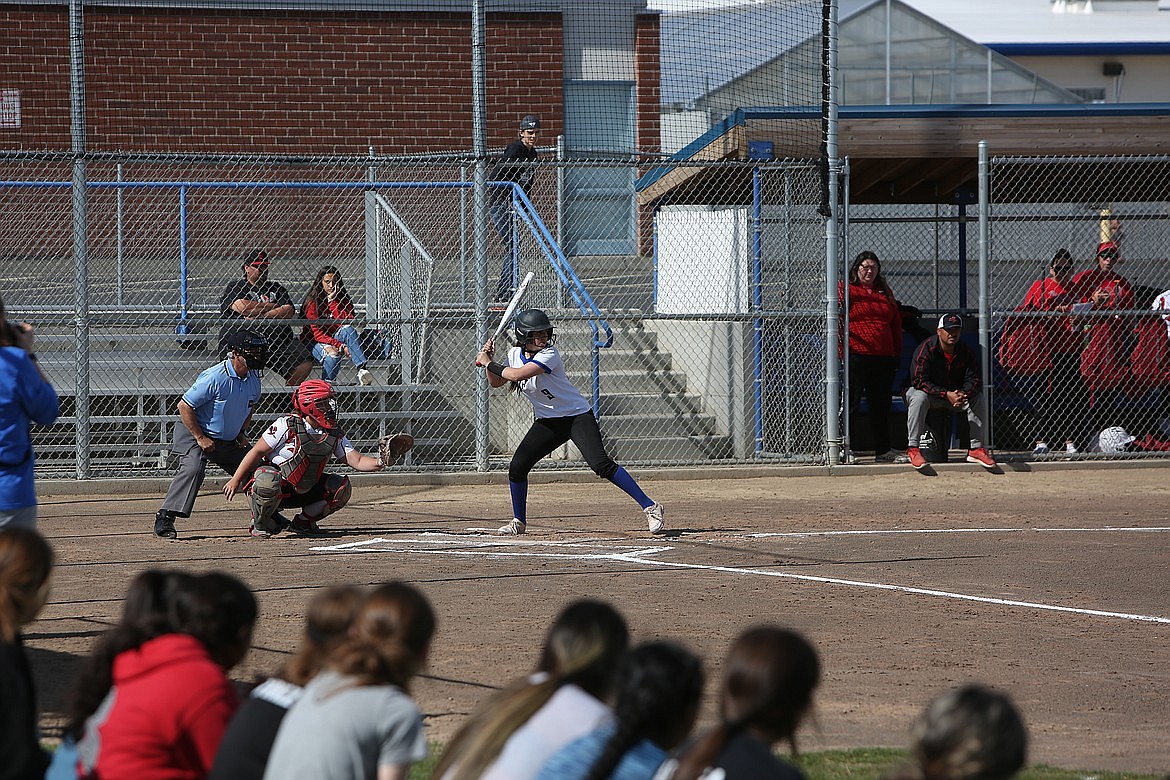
left=309, top=531, right=674, bottom=565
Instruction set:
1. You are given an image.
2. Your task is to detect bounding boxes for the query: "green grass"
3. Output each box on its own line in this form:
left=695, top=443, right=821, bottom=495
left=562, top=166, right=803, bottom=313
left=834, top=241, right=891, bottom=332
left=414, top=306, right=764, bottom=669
left=408, top=746, right=1162, bottom=780
left=792, top=749, right=1162, bottom=780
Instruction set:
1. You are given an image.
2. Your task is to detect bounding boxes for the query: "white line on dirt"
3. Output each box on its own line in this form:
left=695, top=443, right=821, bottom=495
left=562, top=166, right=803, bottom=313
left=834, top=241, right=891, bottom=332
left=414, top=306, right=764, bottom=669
left=746, top=526, right=1170, bottom=537
left=309, top=534, right=1170, bottom=625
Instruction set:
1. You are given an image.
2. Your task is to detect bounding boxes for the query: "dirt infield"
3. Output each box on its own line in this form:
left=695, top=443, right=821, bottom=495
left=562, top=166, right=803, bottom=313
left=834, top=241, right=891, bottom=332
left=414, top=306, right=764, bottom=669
left=26, top=461, right=1170, bottom=774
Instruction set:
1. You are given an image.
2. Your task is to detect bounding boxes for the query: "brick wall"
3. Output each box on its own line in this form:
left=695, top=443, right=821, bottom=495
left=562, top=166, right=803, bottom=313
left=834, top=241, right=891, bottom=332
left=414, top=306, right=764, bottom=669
left=0, top=7, right=572, bottom=154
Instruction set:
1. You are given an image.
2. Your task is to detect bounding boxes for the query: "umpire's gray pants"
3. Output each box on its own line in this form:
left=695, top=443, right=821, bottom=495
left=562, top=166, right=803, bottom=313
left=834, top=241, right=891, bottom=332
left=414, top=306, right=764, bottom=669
left=159, top=424, right=250, bottom=518
left=905, top=387, right=986, bottom=450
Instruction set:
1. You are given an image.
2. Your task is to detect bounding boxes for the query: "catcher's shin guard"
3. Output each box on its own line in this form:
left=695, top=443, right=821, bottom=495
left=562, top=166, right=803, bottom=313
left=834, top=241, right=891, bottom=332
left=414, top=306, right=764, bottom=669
left=317, top=473, right=351, bottom=519
left=250, top=466, right=284, bottom=532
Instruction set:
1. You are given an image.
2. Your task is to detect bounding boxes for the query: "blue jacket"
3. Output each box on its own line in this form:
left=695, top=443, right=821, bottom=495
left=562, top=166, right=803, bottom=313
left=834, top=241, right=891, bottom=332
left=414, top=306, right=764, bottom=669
left=0, top=347, right=60, bottom=510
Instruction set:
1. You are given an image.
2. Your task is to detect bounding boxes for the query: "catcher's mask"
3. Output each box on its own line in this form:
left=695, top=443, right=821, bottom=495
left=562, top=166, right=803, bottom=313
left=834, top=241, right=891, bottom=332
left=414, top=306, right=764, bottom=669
left=293, top=380, right=339, bottom=430
left=226, top=329, right=268, bottom=372
left=513, top=308, right=555, bottom=350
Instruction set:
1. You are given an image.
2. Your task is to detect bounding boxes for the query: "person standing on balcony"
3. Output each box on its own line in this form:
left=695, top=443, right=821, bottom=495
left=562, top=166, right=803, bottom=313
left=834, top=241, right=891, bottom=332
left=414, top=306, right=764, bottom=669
left=490, top=114, right=542, bottom=302
left=0, top=295, right=59, bottom=531
left=220, top=250, right=314, bottom=387
left=299, top=265, right=374, bottom=386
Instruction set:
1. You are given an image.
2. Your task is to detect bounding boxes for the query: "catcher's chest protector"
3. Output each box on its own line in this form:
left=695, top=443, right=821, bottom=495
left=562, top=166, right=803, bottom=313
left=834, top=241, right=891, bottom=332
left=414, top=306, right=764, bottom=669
left=279, top=416, right=339, bottom=494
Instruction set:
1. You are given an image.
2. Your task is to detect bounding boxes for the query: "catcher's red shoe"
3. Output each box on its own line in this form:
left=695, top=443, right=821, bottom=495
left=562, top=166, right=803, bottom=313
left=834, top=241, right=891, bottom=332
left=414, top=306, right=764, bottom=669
left=290, top=514, right=328, bottom=537
left=905, top=447, right=927, bottom=470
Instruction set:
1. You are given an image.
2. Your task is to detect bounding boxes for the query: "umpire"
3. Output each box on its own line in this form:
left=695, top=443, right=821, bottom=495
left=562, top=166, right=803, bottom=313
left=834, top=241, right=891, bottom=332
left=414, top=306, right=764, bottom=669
left=153, top=330, right=267, bottom=539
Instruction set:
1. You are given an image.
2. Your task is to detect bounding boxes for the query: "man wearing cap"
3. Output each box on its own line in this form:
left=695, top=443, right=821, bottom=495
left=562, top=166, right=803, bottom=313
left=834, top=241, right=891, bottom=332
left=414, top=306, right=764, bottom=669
left=219, top=249, right=314, bottom=386
left=489, top=114, right=542, bottom=301
left=153, top=330, right=267, bottom=538
left=902, top=313, right=997, bottom=470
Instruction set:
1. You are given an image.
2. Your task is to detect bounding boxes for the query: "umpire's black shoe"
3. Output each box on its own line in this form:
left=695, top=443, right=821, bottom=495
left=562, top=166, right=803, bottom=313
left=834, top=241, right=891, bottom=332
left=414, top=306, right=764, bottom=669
left=154, top=510, right=178, bottom=539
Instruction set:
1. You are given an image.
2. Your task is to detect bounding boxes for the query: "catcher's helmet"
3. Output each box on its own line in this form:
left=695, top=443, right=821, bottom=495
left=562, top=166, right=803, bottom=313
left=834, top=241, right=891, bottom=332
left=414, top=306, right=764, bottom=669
left=225, top=329, right=268, bottom=372
left=513, top=308, right=555, bottom=348
left=293, top=379, right=338, bottom=430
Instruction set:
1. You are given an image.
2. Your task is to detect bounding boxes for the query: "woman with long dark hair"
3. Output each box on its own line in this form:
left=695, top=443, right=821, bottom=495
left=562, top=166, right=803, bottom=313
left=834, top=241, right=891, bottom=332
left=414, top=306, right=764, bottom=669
left=300, top=265, right=374, bottom=385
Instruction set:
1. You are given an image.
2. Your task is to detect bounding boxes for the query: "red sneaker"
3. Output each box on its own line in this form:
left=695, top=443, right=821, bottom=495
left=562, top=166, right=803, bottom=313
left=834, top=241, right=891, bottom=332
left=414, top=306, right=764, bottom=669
left=966, top=447, right=997, bottom=469
left=906, top=447, right=927, bottom=470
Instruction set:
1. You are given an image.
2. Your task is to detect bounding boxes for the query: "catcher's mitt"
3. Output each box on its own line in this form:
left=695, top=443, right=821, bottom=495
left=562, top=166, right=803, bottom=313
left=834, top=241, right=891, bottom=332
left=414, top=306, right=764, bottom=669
left=378, top=433, right=415, bottom=467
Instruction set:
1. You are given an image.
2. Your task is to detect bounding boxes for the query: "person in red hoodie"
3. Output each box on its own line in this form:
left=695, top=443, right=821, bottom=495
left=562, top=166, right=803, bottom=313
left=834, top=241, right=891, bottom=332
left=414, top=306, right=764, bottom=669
left=300, top=265, right=374, bottom=386
left=1071, top=241, right=1134, bottom=438
left=1005, top=249, right=1087, bottom=455
left=841, top=251, right=903, bottom=462
left=76, top=571, right=257, bottom=780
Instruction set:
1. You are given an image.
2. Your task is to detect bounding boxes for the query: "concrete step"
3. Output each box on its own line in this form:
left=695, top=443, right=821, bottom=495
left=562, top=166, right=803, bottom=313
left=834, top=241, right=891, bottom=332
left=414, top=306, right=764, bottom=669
left=596, top=411, right=719, bottom=439
left=605, top=434, right=735, bottom=462
left=596, top=391, right=704, bottom=417
left=560, top=348, right=672, bottom=372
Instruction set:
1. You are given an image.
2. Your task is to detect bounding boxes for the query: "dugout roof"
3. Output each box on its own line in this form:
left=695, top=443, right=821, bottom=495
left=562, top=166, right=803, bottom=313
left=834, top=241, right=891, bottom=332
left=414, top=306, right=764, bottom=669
left=637, top=103, right=1170, bottom=205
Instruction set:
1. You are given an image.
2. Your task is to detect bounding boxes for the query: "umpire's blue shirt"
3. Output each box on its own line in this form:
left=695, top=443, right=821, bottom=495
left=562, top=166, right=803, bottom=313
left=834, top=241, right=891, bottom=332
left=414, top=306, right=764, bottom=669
left=182, top=359, right=261, bottom=440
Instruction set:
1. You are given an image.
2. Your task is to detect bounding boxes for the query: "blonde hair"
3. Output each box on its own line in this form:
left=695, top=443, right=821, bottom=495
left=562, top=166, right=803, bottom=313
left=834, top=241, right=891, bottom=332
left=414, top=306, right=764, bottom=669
left=431, top=599, right=628, bottom=780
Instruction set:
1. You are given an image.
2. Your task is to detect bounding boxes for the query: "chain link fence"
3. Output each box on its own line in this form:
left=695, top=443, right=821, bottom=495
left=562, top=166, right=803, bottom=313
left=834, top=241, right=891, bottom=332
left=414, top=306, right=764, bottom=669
left=2, top=152, right=835, bottom=477
left=987, top=155, right=1170, bottom=460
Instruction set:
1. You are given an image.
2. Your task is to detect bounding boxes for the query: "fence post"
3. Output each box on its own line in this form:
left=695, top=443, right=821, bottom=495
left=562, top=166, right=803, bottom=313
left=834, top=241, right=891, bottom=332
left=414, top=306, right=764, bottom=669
left=978, top=140, right=993, bottom=448
left=472, top=0, right=490, bottom=472
left=69, top=0, right=90, bottom=479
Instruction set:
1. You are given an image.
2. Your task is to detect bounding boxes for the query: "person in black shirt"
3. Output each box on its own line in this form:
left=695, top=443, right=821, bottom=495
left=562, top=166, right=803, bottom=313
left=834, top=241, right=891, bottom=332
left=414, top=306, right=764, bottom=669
left=489, top=114, right=542, bottom=301
left=219, top=249, right=313, bottom=386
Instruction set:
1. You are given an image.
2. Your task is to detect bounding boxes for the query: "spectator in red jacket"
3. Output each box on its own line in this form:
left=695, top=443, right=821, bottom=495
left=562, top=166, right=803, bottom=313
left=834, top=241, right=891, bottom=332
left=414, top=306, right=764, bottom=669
left=1005, top=249, right=1086, bottom=455
left=903, top=314, right=996, bottom=471
left=1072, top=241, right=1135, bottom=436
left=300, top=265, right=374, bottom=386
left=76, top=571, right=257, bottom=780
left=841, top=251, right=903, bottom=462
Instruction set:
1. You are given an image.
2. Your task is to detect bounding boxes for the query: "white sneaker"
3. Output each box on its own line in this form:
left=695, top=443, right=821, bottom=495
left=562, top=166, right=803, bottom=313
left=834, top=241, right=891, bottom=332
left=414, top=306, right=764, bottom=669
left=1065, top=441, right=1079, bottom=454
left=1033, top=441, right=1050, bottom=455
left=644, top=503, right=665, bottom=534
left=357, top=368, right=375, bottom=386
left=498, top=518, right=526, bottom=535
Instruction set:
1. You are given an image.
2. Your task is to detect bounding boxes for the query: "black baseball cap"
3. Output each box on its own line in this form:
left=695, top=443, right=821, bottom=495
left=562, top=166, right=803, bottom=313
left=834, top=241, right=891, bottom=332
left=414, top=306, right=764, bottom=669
left=519, top=114, right=541, bottom=131
left=244, top=249, right=270, bottom=268
left=937, top=313, right=963, bottom=330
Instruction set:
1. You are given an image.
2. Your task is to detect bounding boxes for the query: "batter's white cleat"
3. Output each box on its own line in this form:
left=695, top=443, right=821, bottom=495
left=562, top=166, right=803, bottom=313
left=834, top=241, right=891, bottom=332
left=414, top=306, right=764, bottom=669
left=644, top=503, right=665, bottom=534
left=498, top=518, right=526, bottom=535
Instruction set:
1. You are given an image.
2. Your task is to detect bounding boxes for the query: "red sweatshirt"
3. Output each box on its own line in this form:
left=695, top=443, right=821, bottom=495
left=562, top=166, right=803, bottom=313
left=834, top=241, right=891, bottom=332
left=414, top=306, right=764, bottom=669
left=78, top=634, right=239, bottom=780
left=301, top=295, right=356, bottom=349
left=840, top=282, right=902, bottom=357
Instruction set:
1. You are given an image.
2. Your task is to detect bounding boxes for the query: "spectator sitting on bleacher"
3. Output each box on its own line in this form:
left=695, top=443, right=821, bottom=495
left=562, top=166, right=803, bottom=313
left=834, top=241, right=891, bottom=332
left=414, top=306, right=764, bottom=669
left=299, top=265, right=374, bottom=386
left=220, top=249, right=313, bottom=387
left=902, top=314, right=997, bottom=472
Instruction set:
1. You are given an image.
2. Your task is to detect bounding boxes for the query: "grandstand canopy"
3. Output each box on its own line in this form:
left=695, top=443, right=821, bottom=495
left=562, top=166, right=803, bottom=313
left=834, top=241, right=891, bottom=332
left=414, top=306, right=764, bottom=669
left=639, top=104, right=1170, bottom=205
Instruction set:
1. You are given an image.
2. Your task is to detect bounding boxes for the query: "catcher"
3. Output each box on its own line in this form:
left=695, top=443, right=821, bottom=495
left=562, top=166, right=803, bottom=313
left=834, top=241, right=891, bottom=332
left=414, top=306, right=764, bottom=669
left=222, top=379, right=414, bottom=538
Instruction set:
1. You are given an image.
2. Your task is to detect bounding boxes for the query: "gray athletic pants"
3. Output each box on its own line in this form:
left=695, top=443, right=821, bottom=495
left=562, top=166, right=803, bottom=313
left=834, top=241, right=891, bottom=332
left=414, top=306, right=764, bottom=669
left=159, top=424, right=250, bottom=518
left=905, top=387, right=986, bottom=450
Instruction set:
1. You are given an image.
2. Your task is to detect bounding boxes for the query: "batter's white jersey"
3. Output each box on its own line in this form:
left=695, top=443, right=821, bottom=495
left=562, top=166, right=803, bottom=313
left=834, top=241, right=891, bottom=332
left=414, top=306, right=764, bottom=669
left=259, top=415, right=356, bottom=466
left=506, top=345, right=591, bottom=419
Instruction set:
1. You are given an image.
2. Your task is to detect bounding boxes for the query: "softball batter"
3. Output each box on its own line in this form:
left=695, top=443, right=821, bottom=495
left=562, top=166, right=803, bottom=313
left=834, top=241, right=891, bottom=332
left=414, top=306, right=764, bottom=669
left=477, top=309, right=665, bottom=535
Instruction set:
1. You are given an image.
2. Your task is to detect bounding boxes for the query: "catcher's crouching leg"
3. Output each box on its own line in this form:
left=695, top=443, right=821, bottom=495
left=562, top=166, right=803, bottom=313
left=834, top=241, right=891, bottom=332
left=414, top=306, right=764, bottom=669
left=292, top=474, right=351, bottom=536
left=250, top=466, right=284, bottom=533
